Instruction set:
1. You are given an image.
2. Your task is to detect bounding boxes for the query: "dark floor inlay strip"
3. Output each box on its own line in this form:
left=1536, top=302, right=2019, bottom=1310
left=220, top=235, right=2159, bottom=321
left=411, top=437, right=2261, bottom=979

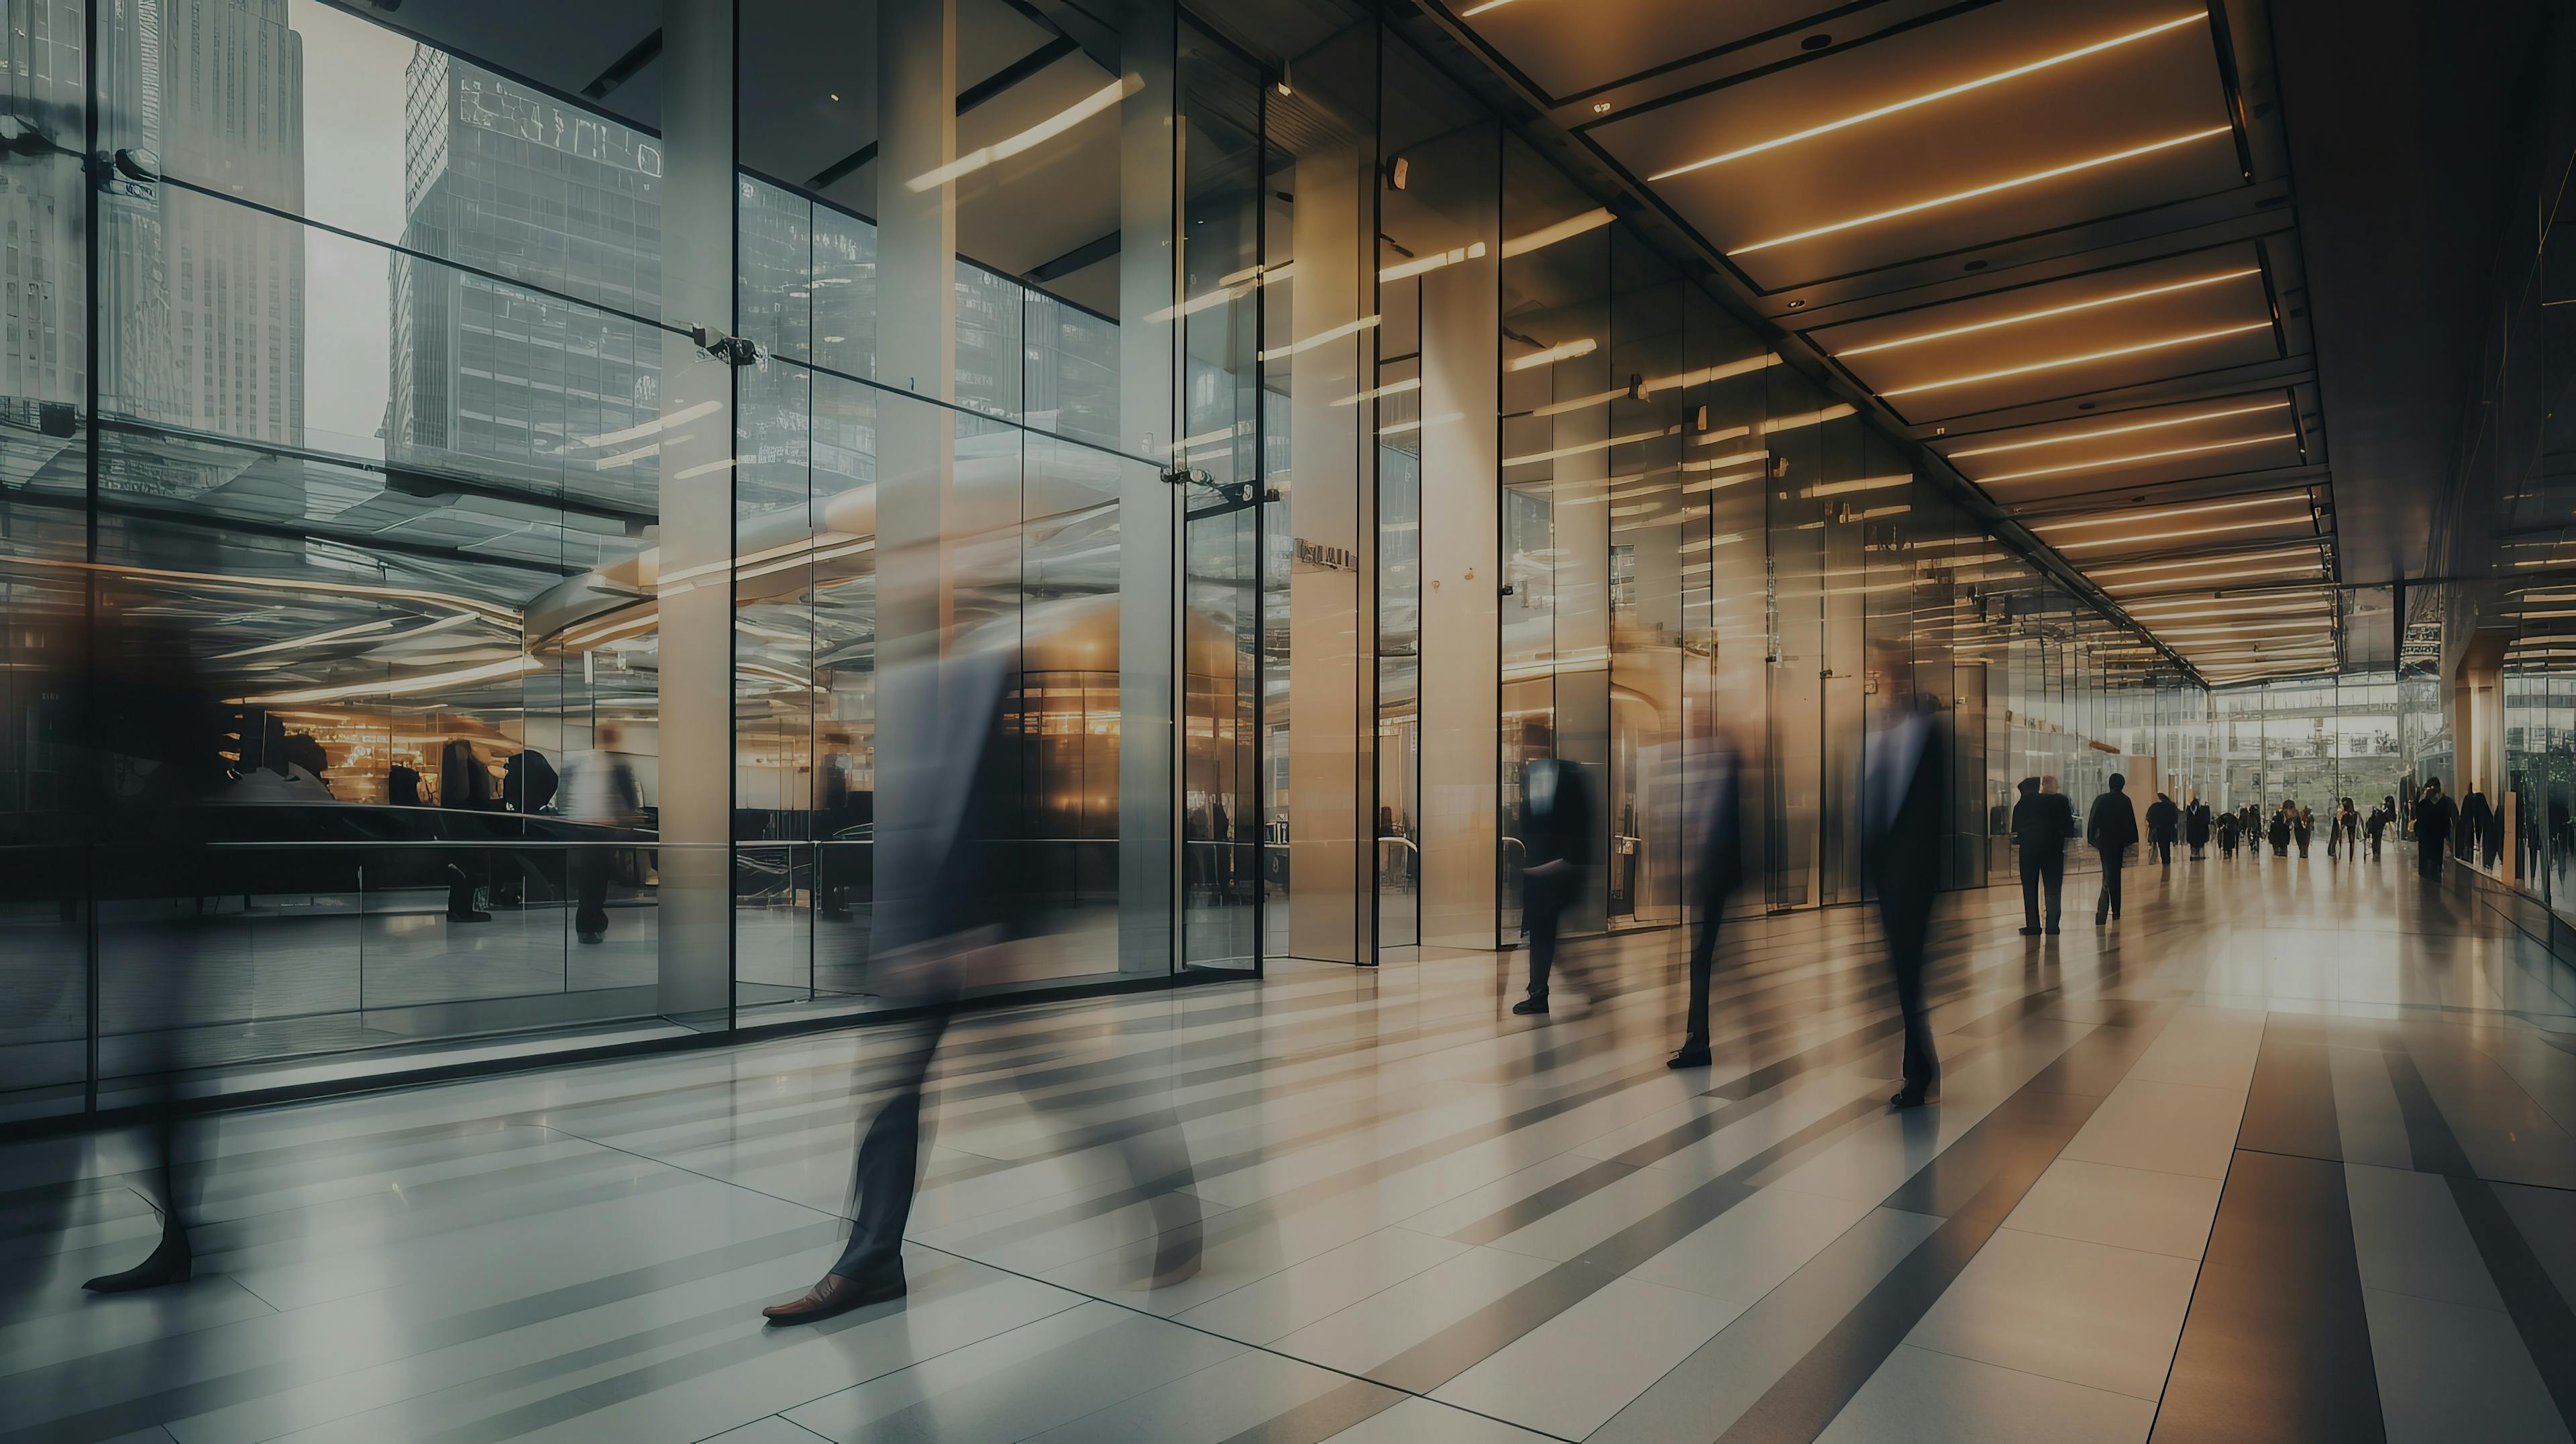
left=2234, top=1016, right=2342, bottom=1162
left=2150, top=1149, right=2382, bottom=1444
left=1711, top=1012, right=2169, bottom=1443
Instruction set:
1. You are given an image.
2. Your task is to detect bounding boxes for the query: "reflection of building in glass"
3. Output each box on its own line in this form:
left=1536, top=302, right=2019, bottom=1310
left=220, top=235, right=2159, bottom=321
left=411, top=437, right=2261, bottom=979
left=388, top=50, right=661, bottom=474
left=21, top=0, right=305, bottom=444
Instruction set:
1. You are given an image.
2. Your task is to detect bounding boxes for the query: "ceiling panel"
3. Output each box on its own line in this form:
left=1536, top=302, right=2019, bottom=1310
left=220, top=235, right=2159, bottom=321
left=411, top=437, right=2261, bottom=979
left=1452, top=0, right=1839, bottom=101
left=1813, top=248, right=2278, bottom=421
left=1933, top=391, right=2309, bottom=504
left=1582, top=0, right=2239, bottom=290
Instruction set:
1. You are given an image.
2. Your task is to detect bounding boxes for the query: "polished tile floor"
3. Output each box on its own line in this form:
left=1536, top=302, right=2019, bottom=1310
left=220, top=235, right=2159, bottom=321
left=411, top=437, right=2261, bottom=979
left=5, top=846, right=2575, bottom=1443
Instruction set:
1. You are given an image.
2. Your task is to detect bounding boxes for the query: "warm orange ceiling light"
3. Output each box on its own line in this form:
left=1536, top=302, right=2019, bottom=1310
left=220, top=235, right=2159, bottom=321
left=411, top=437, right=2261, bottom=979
left=1945, top=401, right=2289, bottom=460
left=2036, top=493, right=2312, bottom=531
left=2094, top=546, right=2318, bottom=579
left=1976, top=431, right=2296, bottom=484
left=2056, top=514, right=2315, bottom=552
left=1836, top=268, right=2261, bottom=359
left=1728, top=125, right=2233, bottom=257
left=1881, top=321, right=2271, bottom=397
left=1650, top=13, right=2208, bottom=181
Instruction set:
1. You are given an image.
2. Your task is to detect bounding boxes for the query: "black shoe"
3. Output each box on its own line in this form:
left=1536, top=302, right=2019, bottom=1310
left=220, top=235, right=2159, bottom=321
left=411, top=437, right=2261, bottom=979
left=1890, top=1086, right=1931, bottom=1108
left=2044, top=925, right=2060, bottom=935
left=2094, top=911, right=2107, bottom=925
left=1511, top=994, right=1550, bottom=1016
left=2017, top=926, right=2040, bottom=936
left=1668, top=1043, right=1712, bottom=1069
left=577, top=930, right=605, bottom=944
left=85, top=1226, right=191, bottom=1293
left=761, top=1258, right=906, bottom=1324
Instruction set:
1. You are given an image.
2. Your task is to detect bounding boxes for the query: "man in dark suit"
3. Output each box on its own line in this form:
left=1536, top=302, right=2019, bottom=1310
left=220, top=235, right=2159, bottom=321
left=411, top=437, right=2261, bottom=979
left=1512, top=739, right=1595, bottom=1016
left=2414, top=778, right=2457, bottom=880
left=2010, top=774, right=2074, bottom=935
left=2088, top=774, right=2141, bottom=923
left=2145, top=791, right=2179, bottom=866
left=1670, top=733, right=1746, bottom=1068
left=1865, top=656, right=1947, bottom=1108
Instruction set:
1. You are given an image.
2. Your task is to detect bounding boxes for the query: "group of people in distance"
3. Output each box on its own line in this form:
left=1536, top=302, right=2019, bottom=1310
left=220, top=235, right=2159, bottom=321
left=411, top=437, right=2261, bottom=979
left=2000, top=773, right=2471, bottom=939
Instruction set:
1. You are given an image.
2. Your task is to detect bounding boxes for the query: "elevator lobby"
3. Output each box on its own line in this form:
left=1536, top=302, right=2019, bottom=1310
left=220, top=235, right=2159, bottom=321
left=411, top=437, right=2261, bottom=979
left=4, top=0, right=2576, bottom=1439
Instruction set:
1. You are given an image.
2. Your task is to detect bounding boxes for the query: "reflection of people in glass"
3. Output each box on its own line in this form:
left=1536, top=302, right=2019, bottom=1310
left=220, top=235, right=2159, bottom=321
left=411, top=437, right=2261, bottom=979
left=1509, top=729, right=1595, bottom=1018
left=559, top=723, right=644, bottom=943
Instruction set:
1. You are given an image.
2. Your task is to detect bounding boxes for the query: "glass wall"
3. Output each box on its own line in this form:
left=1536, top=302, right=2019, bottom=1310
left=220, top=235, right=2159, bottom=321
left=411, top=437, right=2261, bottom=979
left=0, top=0, right=2209, bottom=1125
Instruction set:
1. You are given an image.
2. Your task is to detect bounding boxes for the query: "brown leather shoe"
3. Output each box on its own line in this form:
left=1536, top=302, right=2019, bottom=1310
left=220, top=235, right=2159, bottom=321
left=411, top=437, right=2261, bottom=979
left=760, top=1261, right=906, bottom=1325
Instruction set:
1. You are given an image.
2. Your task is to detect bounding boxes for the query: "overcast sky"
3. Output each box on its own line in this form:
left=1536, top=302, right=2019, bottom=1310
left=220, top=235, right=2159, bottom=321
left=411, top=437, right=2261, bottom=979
left=292, top=0, right=411, bottom=461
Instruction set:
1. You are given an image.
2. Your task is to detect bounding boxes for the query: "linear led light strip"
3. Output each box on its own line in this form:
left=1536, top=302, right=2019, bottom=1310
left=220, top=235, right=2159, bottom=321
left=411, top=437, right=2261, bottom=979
left=1731, top=125, right=2233, bottom=257
left=1947, top=401, right=2292, bottom=459
left=1381, top=242, right=1488, bottom=282
left=1508, top=337, right=1597, bottom=371
left=2056, top=513, right=2315, bottom=552
left=1976, top=431, right=2294, bottom=484
left=1837, top=268, right=2261, bottom=359
left=1503, top=424, right=1681, bottom=468
left=239, top=654, right=545, bottom=707
left=1647, top=13, right=2206, bottom=180
left=1881, top=321, right=2271, bottom=397
left=2035, top=492, right=2311, bottom=531
left=1336, top=378, right=1423, bottom=408
left=2093, top=546, right=2318, bottom=580
left=1260, top=315, right=1380, bottom=362
left=2108, top=562, right=2323, bottom=592
left=910, top=76, right=1142, bottom=192
left=1801, top=474, right=1910, bottom=499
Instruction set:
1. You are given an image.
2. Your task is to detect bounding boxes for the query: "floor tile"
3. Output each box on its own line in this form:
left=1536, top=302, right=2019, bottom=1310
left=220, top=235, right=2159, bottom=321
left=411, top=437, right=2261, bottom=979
left=2059, top=1079, right=2247, bottom=1180
left=1905, top=1227, right=2199, bottom=1400
left=1999, top=1159, right=2222, bottom=1260
left=1819, top=1344, right=2155, bottom=1444
left=1429, top=1275, right=1747, bottom=1439
left=2361, top=1287, right=2573, bottom=1444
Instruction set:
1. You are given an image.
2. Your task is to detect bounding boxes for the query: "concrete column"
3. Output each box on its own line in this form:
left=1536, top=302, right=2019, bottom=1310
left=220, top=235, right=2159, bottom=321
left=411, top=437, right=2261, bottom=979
left=1417, top=156, right=1500, bottom=952
left=1286, top=141, right=1371, bottom=964
left=870, top=0, right=959, bottom=954
left=654, top=0, right=737, bottom=1023
left=1116, top=0, right=1177, bottom=974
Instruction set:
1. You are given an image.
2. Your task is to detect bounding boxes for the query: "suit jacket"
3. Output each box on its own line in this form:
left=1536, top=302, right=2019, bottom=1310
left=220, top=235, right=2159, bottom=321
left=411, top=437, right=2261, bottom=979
left=2010, top=788, right=2075, bottom=858
left=2414, top=794, right=2457, bottom=844
left=1693, top=747, right=1746, bottom=915
left=2086, top=789, right=2139, bottom=854
left=1865, top=707, right=1948, bottom=920
left=1520, top=759, right=1595, bottom=873
left=2185, top=803, right=2212, bottom=844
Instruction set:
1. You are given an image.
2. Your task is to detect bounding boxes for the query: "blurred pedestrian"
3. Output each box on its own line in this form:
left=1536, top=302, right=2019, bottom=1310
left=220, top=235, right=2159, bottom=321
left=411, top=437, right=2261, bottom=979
left=1865, top=645, right=1945, bottom=1108
left=1512, top=730, right=1596, bottom=1017
left=1669, top=728, right=1746, bottom=1068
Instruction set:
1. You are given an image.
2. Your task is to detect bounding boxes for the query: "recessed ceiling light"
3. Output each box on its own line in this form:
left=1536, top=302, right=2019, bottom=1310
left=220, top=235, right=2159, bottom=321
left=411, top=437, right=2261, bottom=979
left=1650, top=13, right=2208, bottom=181
left=1835, top=268, right=2262, bottom=358
left=1727, top=125, right=2233, bottom=257
left=1593, top=102, right=1613, bottom=113
left=1878, top=321, right=2271, bottom=398
left=1946, top=401, right=2290, bottom=459
left=1786, top=299, right=1806, bottom=309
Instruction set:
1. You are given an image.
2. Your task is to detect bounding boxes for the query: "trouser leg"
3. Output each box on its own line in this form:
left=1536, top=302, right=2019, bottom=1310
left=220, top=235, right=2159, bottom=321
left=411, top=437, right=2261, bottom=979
left=2020, top=861, right=2041, bottom=929
left=1523, top=874, right=1561, bottom=996
left=830, top=1005, right=951, bottom=1276
left=1683, top=911, right=1719, bottom=1044
left=2041, top=849, right=2064, bottom=927
left=1884, top=905, right=1937, bottom=1093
